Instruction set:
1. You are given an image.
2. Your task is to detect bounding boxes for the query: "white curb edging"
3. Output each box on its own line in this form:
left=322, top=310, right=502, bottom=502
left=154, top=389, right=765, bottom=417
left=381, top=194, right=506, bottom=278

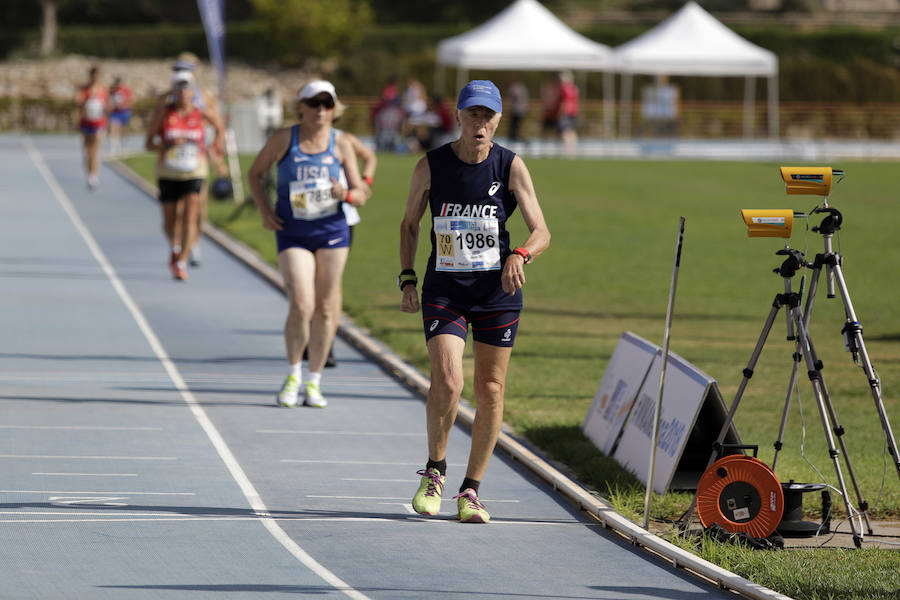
left=109, top=159, right=793, bottom=600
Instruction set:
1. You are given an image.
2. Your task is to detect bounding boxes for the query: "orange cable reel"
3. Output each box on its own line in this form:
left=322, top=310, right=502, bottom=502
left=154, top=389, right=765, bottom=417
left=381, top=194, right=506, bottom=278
left=696, top=454, right=785, bottom=539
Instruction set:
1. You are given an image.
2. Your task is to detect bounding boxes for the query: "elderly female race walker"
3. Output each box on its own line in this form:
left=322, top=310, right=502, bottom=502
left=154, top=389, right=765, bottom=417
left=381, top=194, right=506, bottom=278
left=249, top=80, right=367, bottom=408
left=399, top=80, right=550, bottom=523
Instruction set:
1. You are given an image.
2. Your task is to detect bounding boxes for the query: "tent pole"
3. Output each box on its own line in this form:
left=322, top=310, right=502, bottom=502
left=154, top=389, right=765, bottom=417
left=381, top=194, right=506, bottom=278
left=620, top=73, right=632, bottom=138
left=743, top=75, right=756, bottom=139
left=768, top=73, right=779, bottom=139
left=603, top=70, right=615, bottom=139
left=456, top=68, right=468, bottom=95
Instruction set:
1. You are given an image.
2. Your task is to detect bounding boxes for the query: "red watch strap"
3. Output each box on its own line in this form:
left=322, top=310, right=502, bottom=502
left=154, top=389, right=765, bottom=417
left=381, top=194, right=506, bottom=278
left=513, top=247, right=531, bottom=264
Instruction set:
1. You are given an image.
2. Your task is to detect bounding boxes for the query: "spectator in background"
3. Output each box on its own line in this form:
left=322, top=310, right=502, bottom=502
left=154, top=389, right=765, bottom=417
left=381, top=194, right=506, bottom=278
left=256, top=87, right=284, bottom=139
left=107, top=76, right=133, bottom=156
left=402, top=77, right=428, bottom=118
left=427, top=94, right=455, bottom=150
left=373, top=97, right=405, bottom=152
left=539, top=75, right=560, bottom=139
left=76, top=65, right=108, bottom=189
left=557, top=71, right=580, bottom=156
left=506, top=77, right=529, bottom=141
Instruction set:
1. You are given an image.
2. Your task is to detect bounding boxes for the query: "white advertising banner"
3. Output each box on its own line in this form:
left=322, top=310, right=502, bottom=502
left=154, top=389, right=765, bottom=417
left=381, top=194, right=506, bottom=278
left=583, top=332, right=658, bottom=455
left=584, top=332, right=740, bottom=493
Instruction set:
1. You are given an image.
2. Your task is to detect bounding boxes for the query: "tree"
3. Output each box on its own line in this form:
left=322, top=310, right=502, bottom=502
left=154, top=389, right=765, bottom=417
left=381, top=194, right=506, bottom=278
left=250, top=0, right=373, bottom=64
left=40, top=0, right=58, bottom=56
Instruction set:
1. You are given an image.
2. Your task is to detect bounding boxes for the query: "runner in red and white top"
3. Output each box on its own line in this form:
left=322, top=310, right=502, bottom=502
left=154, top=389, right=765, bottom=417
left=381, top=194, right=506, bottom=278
left=76, top=65, right=108, bottom=189
left=145, top=70, right=223, bottom=281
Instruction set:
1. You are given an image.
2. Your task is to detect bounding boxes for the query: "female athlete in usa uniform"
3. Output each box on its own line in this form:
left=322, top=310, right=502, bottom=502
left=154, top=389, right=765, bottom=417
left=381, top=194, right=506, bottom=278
left=249, top=80, right=366, bottom=409
left=399, top=80, right=550, bottom=522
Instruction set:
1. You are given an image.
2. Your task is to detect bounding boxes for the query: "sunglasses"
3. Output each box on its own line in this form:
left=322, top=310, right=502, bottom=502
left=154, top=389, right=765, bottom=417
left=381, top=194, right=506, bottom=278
left=303, top=96, right=335, bottom=109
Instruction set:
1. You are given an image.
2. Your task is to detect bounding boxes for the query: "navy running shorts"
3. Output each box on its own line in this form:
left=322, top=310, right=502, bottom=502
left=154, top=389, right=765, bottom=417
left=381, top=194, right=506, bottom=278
left=109, top=109, right=132, bottom=125
left=158, top=178, right=204, bottom=203
left=276, top=225, right=351, bottom=253
left=422, top=299, right=520, bottom=348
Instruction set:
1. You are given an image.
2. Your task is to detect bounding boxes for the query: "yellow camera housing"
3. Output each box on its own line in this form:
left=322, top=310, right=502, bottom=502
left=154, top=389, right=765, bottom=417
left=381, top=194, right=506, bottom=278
left=741, top=209, right=794, bottom=238
left=779, top=166, right=842, bottom=196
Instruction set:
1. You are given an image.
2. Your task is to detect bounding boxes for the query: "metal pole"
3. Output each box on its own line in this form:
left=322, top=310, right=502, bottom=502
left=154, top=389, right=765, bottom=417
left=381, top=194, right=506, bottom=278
left=643, top=216, right=685, bottom=529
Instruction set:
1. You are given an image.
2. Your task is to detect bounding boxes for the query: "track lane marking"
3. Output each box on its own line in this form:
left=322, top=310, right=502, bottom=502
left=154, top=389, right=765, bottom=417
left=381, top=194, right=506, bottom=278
left=25, top=138, right=370, bottom=600
left=33, top=473, right=138, bottom=477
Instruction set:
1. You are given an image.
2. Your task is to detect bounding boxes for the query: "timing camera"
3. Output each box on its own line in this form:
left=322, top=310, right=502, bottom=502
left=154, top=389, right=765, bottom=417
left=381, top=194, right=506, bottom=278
left=779, top=166, right=844, bottom=196
left=740, top=209, right=796, bottom=238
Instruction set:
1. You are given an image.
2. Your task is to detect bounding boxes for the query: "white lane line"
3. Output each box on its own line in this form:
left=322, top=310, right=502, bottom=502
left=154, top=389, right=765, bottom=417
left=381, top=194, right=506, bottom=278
left=1, top=490, right=194, bottom=495
left=33, top=473, right=138, bottom=477
left=25, top=138, right=369, bottom=600
left=0, top=515, right=590, bottom=526
left=0, top=517, right=261, bottom=524
left=0, top=455, right=175, bottom=461
left=0, top=425, right=162, bottom=431
left=282, top=460, right=466, bottom=467
left=340, top=478, right=417, bottom=483
left=306, top=495, right=520, bottom=503
left=259, top=429, right=424, bottom=437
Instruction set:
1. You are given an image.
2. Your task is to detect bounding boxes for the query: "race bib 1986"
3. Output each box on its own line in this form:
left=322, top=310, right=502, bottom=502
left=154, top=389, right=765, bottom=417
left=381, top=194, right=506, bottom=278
left=434, top=216, right=501, bottom=272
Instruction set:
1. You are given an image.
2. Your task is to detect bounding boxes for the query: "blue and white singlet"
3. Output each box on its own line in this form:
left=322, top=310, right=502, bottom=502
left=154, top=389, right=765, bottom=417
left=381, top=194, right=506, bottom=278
left=423, top=142, right=522, bottom=311
left=275, top=126, right=349, bottom=239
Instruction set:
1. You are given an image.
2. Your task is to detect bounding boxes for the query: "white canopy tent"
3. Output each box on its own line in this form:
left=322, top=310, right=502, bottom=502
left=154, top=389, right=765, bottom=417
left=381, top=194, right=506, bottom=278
left=435, top=0, right=615, bottom=134
left=611, top=1, right=779, bottom=138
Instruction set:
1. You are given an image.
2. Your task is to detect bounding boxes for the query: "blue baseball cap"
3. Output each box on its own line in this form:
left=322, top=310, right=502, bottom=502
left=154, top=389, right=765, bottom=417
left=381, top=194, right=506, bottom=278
left=457, top=80, right=502, bottom=113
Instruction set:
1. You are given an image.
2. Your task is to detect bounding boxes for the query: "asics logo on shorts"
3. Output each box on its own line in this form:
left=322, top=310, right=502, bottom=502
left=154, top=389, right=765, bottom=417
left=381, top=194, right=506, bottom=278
left=430, top=320, right=439, bottom=332
left=488, top=181, right=501, bottom=196
left=502, top=328, right=512, bottom=341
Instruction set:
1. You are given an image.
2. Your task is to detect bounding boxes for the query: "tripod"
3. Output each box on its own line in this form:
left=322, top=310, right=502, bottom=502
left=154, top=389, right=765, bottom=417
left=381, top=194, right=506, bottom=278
left=698, top=247, right=866, bottom=547
left=772, top=205, right=900, bottom=486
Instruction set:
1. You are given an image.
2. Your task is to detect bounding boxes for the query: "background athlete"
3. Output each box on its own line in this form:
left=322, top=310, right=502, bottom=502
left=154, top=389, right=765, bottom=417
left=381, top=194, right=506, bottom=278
left=248, top=80, right=367, bottom=409
left=76, top=65, right=108, bottom=189
left=145, top=70, right=223, bottom=281
left=399, top=80, right=550, bottom=523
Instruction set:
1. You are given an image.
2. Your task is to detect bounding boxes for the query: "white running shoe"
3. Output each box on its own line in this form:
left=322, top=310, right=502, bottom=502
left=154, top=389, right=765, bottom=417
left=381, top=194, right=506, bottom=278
left=303, top=381, right=327, bottom=408
left=276, top=374, right=301, bottom=408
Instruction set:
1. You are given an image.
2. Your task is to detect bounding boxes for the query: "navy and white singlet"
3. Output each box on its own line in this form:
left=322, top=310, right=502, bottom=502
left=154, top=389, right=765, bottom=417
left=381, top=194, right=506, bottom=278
left=275, top=126, right=349, bottom=242
left=423, top=142, right=522, bottom=312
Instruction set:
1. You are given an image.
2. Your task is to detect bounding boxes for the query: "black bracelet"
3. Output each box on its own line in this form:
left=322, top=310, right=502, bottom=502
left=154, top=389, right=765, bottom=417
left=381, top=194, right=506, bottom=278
left=399, top=279, right=417, bottom=291
left=398, top=269, right=418, bottom=291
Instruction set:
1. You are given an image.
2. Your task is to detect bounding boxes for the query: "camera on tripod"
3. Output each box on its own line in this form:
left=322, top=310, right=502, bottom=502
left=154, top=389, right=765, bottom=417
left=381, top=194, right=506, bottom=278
left=740, top=209, right=797, bottom=238
left=780, top=166, right=844, bottom=196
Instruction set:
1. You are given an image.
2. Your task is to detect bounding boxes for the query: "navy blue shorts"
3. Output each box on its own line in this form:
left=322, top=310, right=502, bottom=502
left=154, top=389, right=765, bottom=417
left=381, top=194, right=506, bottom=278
left=109, top=109, right=132, bottom=125
left=422, top=300, right=520, bottom=348
left=276, top=224, right=351, bottom=253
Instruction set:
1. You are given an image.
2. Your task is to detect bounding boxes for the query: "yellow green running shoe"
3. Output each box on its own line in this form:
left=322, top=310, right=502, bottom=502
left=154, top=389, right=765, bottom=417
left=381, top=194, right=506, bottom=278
left=303, top=381, right=328, bottom=408
left=276, top=374, right=300, bottom=407
left=412, top=468, right=445, bottom=516
left=455, top=488, right=490, bottom=523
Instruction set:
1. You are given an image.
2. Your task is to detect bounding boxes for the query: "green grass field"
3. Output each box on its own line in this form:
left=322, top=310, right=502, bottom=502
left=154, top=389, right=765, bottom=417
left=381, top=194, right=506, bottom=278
left=121, top=152, right=900, bottom=600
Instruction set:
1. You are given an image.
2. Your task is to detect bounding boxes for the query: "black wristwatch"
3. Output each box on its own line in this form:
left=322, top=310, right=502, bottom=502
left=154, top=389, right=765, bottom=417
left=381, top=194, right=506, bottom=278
left=398, top=269, right=417, bottom=291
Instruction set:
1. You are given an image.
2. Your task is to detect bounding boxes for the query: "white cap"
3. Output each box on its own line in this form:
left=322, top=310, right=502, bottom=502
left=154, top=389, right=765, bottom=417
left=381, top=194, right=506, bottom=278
left=172, top=70, right=194, bottom=88
left=298, top=80, right=337, bottom=102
